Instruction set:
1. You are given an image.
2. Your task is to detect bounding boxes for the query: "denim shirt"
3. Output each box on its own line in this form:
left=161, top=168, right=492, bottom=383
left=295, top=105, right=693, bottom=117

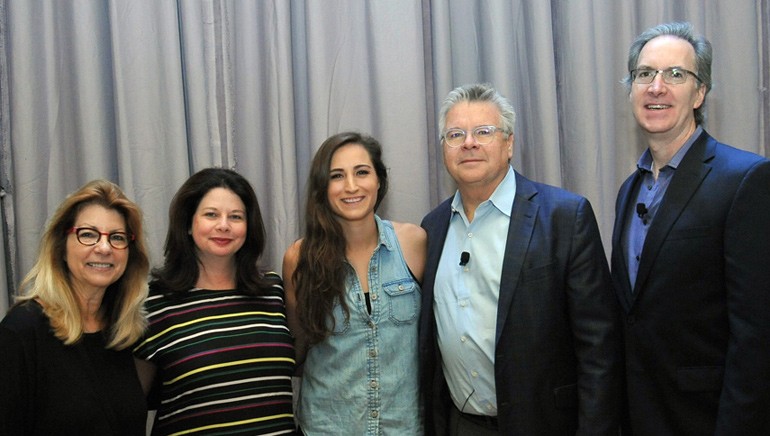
left=297, top=215, right=423, bottom=435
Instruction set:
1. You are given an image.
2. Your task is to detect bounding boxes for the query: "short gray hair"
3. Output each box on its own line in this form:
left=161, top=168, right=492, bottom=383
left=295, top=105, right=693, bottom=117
left=438, top=83, right=516, bottom=139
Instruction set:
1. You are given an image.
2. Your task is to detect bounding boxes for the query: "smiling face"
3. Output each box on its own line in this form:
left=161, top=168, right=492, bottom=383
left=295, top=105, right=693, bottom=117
left=191, top=187, right=247, bottom=261
left=327, top=143, right=380, bottom=223
left=630, top=35, right=706, bottom=145
left=65, top=204, right=129, bottom=295
left=442, top=101, right=513, bottom=194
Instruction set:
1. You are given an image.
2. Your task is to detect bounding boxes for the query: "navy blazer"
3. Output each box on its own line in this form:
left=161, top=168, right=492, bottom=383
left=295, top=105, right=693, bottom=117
left=611, top=130, right=770, bottom=435
left=419, top=170, right=622, bottom=435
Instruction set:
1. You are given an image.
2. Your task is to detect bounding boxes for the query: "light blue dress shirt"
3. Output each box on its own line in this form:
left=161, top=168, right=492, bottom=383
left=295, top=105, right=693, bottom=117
left=623, top=126, right=702, bottom=289
left=434, top=165, right=516, bottom=416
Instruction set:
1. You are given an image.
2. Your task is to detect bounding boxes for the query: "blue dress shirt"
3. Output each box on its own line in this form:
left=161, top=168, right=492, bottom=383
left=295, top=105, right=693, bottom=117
left=623, top=126, right=702, bottom=289
left=434, top=165, right=516, bottom=416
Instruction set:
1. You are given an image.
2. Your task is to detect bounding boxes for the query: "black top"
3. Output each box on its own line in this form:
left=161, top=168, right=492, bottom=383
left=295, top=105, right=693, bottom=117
left=0, top=301, right=147, bottom=435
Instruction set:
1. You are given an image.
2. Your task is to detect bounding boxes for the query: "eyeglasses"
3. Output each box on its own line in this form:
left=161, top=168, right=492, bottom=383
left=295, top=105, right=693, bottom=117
left=67, top=227, right=134, bottom=249
left=442, top=125, right=509, bottom=148
left=630, top=67, right=702, bottom=85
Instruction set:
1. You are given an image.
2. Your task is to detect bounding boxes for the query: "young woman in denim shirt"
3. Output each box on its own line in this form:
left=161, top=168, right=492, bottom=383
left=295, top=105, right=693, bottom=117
left=283, top=132, right=426, bottom=435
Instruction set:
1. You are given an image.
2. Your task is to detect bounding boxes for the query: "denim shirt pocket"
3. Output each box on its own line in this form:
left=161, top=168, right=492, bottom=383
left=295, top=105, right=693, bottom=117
left=383, top=279, right=419, bottom=324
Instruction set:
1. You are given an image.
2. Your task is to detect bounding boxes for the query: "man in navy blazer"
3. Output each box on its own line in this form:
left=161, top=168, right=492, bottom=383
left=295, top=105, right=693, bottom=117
left=612, top=22, right=770, bottom=435
left=419, top=83, right=622, bottom=435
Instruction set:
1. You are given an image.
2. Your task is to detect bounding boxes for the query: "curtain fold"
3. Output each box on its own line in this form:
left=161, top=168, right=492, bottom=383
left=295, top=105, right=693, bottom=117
left=2, top=0, right=768, bottom=306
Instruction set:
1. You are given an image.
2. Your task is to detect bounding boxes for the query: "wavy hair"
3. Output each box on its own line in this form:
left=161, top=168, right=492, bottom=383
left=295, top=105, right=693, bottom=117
left=621, top=21, right=712, bottom=125
left=438, top=83, right=517, bottom=140
left=151, top=167, right=272, bottom=295
left=16, top=179, right=150, bottom=350
left=294, top=132, right=388, bottom=344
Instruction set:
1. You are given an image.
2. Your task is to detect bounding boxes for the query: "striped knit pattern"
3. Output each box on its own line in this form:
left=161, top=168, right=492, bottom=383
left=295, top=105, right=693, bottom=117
left=134, top=273, right=296, bottom=435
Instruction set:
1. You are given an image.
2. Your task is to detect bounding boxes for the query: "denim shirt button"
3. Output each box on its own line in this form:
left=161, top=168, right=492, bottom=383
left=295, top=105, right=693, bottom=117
left=298, top=217, right=421, bottom=434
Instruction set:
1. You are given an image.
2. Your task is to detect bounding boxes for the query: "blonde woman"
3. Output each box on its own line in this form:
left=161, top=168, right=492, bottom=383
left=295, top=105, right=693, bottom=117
left=0, top=179, right=150, bottom=435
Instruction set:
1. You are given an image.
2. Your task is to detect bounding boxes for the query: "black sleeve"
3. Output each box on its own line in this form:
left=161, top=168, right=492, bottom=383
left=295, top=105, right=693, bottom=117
left=0, top=323, right=33, bottom=435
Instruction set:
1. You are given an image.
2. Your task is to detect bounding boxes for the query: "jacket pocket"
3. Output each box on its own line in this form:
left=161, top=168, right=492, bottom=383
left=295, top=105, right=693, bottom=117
left=667, top=226, right=712, bottom=240
left=553, top=383, right=578, bottom=410
left=521, top=258, right=557, bottom=283
left=676, top=366, right=724, bottom=392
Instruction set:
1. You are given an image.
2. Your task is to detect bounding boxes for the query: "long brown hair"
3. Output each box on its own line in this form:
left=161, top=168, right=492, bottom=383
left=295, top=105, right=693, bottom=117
left=294, top=132, right=388, bottom=344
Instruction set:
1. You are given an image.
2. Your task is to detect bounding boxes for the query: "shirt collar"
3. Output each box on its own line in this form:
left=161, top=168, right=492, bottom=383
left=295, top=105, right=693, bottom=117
left=451, top=165, right=516, bottom=218
left=374, top=214, right=394, bottom=252
left=636, top=125, right=703, bottom=173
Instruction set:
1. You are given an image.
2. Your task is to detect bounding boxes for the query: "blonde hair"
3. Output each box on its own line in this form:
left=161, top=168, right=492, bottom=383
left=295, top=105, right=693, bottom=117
left=16, top=179, right=150, bottom=350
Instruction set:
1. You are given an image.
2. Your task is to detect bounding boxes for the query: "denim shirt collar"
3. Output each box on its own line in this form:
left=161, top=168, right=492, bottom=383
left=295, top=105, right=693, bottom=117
left=374, top=214, right=394, bottom=252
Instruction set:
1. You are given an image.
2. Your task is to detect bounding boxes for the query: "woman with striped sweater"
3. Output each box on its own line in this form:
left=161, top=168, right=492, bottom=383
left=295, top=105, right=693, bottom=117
left=134, top=168, right=298, bottom=435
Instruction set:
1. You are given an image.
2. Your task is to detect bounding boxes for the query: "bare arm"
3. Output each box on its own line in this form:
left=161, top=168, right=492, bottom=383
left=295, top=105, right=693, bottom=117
left=392, top=221, right=427, bottom=284
left=282, top=239, right=308, bottom=370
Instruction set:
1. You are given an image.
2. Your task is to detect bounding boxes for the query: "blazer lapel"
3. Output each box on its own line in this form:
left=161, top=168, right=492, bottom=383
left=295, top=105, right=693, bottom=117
left=496, top=173, right=538, bottom=345
left=423, top=200, right=452, bottom=295
left=612, top=172, right=642, bottom=312
left=632, top=134, right=715, bottom=302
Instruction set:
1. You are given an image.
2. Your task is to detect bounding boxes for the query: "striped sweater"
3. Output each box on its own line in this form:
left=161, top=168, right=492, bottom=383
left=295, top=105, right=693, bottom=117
left=134, top=273, right=296, bottom=435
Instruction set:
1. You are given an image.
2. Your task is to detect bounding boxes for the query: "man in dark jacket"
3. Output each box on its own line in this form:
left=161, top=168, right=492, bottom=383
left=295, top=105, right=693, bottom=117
left=420, top=82, right=622, bottom=435
left=611, top=21, right=770, bottom=435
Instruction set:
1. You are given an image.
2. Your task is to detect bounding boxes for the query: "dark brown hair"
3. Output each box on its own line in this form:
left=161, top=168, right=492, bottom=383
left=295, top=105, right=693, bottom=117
left=151, top=167, right=272, bottom=294
left=294, top=132, right=388, bottom=344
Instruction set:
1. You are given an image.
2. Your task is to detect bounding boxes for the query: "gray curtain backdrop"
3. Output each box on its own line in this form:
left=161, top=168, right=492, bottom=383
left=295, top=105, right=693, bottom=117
left=1, top=0, right=768, bottom=313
